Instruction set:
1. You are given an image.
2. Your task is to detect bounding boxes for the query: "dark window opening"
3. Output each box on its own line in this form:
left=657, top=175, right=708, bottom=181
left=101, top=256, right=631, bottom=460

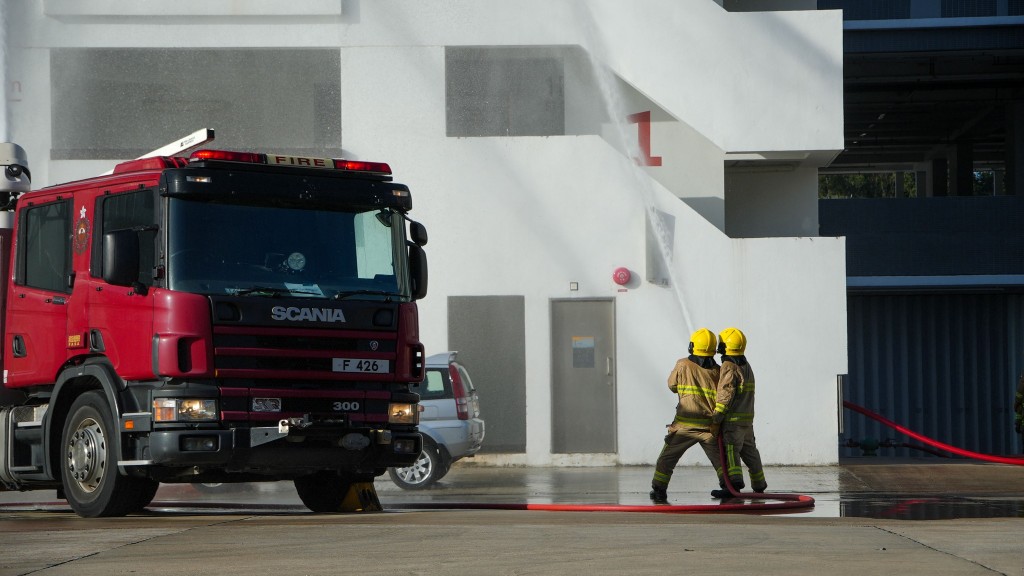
left=446, top=46, right=566, bottom=137
left=93, top=190, right=157, bottom=285
left=20, top=201, right=71, bottom=293
left=51, top=49, right=341, bottom=159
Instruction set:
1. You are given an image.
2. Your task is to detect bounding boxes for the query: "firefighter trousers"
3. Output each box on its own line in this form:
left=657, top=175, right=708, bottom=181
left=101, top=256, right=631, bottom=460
left=652, top=427, right=720, bottom=489
left=721, top=423, right=767, bottom=491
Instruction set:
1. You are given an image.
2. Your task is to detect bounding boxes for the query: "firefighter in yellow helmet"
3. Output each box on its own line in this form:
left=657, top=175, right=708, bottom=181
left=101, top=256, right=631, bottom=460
left=650, top=328, right=724, bottom=503
left=710, top=327, right=767, bottom=497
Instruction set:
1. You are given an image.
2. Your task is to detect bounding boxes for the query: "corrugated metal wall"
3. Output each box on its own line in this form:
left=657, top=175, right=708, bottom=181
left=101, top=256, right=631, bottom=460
left=843, top=293, right=1024, bottom=458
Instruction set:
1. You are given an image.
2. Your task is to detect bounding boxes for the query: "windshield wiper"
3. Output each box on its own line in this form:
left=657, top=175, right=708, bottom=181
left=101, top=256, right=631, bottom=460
left=233, top=286, right=287, bottom=297
left=233, top=286, right=323, bottom=297
left=333, top=289, right=400, bottom=301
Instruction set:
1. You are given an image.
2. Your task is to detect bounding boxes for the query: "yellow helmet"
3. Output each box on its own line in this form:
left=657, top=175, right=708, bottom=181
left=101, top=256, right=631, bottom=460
left=718, top=327, right=747, bottom=356
left=688, top=328, right=717, bottom=357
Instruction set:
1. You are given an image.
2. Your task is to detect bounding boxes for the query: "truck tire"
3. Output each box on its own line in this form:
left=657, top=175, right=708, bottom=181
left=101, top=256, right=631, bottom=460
left=293, top=471, right=356, bottom=512
left=60, top=391, right=158, bottom=517
left=125, top=479, right=160, bottom=514
left=388, top=442, right=446, bottom=490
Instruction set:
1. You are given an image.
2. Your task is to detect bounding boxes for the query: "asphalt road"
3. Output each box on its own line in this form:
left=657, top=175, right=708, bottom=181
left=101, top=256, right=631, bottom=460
left=2, top=462, right=1023, bottom=576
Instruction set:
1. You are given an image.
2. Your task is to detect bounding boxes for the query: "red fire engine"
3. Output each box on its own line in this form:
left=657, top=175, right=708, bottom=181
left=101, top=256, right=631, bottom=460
left=0, top=131, right=428, bottom=517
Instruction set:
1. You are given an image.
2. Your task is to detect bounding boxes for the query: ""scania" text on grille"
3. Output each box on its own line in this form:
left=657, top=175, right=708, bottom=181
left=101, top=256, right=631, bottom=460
left=270, top=306, right=347, bottom=323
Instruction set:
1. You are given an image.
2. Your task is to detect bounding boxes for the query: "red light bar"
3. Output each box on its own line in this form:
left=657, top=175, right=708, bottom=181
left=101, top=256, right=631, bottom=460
left=334, top=160, right=392, bottom=175
left=189, top=149, right=392, bottom=175
left=190, top=149, right=264, bottom=164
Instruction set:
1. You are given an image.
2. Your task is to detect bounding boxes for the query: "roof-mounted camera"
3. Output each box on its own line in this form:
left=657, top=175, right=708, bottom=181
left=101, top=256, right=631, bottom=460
left=1, top=143, right=31, bottom=211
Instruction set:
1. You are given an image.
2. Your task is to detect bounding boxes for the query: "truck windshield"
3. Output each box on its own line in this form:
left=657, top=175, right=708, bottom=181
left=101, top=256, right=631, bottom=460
left=166, top=198, right=408, bottom=301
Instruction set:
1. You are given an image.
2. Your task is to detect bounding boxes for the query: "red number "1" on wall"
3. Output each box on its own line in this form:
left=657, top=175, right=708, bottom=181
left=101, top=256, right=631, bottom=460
left=626, top=111, right=662, bottom=167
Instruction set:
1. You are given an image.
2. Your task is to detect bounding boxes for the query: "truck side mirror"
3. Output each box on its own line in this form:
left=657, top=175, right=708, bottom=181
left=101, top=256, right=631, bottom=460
left=102, top=229, right=140, bottom=288
left=408, top=242, right=428, bottom=300
left=410, top=221, right=428, bottom=246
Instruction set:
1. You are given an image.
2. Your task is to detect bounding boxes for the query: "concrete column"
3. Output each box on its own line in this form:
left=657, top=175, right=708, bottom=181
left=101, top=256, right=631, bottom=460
left=994, top=169, right=1005, bottom=195
left=915, top=169, right=927, bottom=199
left=949, top=140, right=974, bottom=196
left=1008, top=102, right=1024, bottom=196
left=894, top=172, right=905, bottom=198
left=0, top=5, right=8, bottom=142
left=930, top=157, right=948, bottom=197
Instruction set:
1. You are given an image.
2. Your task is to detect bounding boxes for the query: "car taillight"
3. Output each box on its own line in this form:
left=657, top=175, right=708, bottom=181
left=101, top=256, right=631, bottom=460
left=450, top=364, right=470, bottom=421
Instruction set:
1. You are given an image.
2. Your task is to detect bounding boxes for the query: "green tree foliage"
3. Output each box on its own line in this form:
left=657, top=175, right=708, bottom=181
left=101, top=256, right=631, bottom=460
left=818, top=173, right=917, bottom=199
left=819, top=171, right=999, bottom=198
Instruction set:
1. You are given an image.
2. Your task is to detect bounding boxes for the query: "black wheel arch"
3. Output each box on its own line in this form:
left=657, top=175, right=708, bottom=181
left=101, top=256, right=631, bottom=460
left=417, top=431, right=452, bottom=468
left=43, top=359, right=130, bottom=481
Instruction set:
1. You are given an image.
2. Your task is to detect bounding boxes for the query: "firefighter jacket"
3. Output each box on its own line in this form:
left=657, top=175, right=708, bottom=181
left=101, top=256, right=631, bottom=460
left=718, top=356, right=755, bottom=426
left=666, top=356, right=720, bottom=430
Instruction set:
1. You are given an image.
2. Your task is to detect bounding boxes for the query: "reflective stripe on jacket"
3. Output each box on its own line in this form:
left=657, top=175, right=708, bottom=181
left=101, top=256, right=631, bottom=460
left=667, top=357, right=720, bottom=428
left=721, top=359, right=756, bottom=425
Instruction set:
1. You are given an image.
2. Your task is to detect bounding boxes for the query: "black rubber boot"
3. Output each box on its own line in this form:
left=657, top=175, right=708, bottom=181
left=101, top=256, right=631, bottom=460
left=753, top=483, right=767, bottom=493
left=710, top=489, right=730, bottom=499
left=649, top=486, right=668, bottom=504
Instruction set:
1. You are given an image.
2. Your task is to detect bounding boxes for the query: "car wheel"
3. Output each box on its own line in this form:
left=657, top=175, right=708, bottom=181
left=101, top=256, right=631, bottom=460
left=388, top=443, right=442, bottom=490
left=61, top=390, right=158, bottom=517
left=192, top=482, right=225, bottom=494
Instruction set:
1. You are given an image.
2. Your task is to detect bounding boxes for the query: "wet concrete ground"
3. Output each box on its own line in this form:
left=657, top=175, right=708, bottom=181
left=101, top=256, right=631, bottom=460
left=2, top=460, right=1023, bottom=576
left=4, top=458, right=1021, bottom=520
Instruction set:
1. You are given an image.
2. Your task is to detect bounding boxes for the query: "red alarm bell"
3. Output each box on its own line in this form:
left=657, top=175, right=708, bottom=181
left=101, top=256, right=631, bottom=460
left=612, top=267, right=631, bottom=286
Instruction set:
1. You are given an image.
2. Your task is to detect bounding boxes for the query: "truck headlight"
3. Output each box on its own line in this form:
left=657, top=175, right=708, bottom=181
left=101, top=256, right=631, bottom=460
left=153, top=399, right=219, bottom=422
left=388, top=402, right=418, bottom=425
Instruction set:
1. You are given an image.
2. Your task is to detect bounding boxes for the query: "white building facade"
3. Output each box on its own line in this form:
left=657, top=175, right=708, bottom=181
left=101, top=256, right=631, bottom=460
left=1, top=0, right=847, bottom=466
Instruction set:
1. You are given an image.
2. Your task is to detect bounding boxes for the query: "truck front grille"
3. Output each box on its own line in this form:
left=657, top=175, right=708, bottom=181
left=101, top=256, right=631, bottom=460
left=212, top=326, right=396, bottom=381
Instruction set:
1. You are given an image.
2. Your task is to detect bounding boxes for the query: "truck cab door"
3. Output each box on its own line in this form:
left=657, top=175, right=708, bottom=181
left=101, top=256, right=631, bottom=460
left=5, top=199, right=73, bottom=387
left=84, top=190, right=158, bottom=381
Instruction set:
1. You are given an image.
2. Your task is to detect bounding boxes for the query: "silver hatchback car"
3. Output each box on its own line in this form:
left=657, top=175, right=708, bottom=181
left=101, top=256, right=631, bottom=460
left=388, top=352, right=485, bottom=489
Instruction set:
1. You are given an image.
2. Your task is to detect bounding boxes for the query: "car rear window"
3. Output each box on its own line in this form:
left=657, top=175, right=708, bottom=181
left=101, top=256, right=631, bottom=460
left=411, top=368, right=450, bottom=400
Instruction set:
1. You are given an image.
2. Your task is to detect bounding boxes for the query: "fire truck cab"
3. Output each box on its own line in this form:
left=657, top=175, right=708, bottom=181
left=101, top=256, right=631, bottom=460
left=0, top=134, right=428, bottom=517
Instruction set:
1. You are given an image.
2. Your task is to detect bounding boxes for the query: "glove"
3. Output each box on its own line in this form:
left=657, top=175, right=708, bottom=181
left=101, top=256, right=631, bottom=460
left=712, top=412, right=725, bottom=424
left=709, top=422, right=721, bottom=436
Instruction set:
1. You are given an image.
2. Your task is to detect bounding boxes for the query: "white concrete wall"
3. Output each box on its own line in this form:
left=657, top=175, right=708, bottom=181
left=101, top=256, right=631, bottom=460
left=587, top=0, right=844, bottom=157
left=2, top=0, right=848, bottom=465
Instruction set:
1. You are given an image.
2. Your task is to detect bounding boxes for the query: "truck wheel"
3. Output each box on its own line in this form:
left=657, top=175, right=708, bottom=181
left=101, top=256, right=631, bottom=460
left=293, top=471, right=354, bottom=512
left=126, top=479, right=160, bottom=513
left=388, top=443, right=443, bottom=490
left=61, top=391, right=156, bottom=517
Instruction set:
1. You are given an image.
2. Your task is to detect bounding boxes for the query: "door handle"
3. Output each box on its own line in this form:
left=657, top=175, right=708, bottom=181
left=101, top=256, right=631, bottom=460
left=12, top=335, right=26, bottom=358
left=606, top=357, right=612, bottom=376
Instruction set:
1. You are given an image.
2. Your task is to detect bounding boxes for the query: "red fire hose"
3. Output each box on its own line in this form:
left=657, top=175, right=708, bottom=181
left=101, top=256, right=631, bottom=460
left=843, top=400, right=1024, bottom=465
left=398, top=433, right=814, bottom=514
left=403, top=401, right=1024, bottom=514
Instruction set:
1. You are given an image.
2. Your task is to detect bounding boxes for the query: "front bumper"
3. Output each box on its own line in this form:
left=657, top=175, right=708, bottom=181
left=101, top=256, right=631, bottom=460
left=136, top=426, right=421, bottom=474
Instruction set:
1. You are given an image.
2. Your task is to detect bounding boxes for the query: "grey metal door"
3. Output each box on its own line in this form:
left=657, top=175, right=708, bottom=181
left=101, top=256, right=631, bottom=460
left=449, top=295, right=526, bottom=453
left=551, top=299, right=616, bottom=453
